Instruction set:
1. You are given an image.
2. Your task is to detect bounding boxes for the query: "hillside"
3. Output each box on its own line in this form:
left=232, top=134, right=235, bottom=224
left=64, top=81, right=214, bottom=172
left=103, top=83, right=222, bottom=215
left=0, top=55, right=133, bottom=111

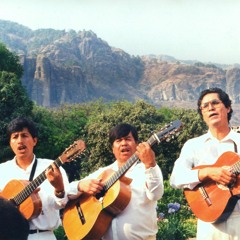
left=0, top=19, right=239, bottom=125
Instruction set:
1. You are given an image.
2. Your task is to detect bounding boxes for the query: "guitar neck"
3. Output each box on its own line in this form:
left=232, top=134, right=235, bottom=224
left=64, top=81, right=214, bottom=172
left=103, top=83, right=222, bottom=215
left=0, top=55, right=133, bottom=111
left=232, top=161, right=240, bottom=174
left=12, top=157, right=63, bottom=206
left=104, top=133, right=159, bottom=192
left=104, top=154, right=138, bottom=191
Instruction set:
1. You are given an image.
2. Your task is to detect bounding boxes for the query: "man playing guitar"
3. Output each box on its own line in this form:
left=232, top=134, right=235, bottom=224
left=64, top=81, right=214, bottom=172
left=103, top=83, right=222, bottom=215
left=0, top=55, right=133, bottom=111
left=170, top=88, right=240, bottom=239
left=67, top=123, right=164, bottom=240
left=0, top=117, right=69, bottom=240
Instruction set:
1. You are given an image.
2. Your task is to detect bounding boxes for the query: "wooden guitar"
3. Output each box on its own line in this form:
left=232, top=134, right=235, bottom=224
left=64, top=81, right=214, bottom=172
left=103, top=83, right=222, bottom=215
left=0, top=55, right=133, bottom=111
left=184, top=151, right=240, bottom=223
left=0, top=139, right=86, bottom=220
left=62, top=120, right=182, bottom=240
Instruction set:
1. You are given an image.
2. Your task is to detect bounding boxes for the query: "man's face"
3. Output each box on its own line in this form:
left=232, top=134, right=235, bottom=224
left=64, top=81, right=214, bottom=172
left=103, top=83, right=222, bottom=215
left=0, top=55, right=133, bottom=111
left=200, top=93, right=230, bottom=128
left=112, top=132, right=137, bottom=164
left=10, top=128, right=37, bottom=161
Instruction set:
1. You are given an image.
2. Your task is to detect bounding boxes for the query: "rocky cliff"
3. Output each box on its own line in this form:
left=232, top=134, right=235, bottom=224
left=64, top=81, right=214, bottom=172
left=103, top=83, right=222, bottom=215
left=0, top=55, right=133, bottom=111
left=0, top=19, right=239, bottom=124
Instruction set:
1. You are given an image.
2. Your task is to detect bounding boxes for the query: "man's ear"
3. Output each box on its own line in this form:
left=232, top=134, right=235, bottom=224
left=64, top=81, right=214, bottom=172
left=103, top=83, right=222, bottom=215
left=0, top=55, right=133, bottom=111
left=33, top=137, right=38, bottom=146
left=227, top=106, right=231, bottom=113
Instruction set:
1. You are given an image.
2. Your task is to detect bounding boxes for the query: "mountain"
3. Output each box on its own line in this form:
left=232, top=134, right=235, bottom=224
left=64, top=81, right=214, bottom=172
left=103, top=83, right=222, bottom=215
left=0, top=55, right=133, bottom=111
left=0, top=19, right=239, bottom=125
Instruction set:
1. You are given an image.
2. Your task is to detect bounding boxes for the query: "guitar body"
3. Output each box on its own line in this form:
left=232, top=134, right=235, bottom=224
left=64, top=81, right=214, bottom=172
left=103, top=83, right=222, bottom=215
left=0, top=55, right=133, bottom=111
left=184, top=151, right=240, bottom=223
left=63, top=169, right=132, bottom=240
left=0, top=179, right=42, bottom=220
left=0, top=140, right=85, bottom=221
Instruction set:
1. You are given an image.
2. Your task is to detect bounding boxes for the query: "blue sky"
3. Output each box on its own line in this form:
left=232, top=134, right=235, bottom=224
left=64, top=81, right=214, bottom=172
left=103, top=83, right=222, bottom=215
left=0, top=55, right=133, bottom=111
left=0, top=0, right=240, bottom=64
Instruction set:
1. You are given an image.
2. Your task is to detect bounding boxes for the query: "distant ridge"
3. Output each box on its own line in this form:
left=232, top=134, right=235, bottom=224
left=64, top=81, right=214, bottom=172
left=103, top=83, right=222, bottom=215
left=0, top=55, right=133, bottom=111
left=0, top=19, right=239, bottom=125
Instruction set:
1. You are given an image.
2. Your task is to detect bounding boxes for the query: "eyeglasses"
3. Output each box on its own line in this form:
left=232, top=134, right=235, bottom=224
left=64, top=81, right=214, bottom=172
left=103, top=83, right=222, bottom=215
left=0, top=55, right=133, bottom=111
left=200, top=99, right=222, bottom=112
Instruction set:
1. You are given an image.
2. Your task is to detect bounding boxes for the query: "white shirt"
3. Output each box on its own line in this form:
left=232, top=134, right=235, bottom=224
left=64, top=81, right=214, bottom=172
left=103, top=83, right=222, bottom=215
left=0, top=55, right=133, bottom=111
left=170, top=129, right=240, bottom=190
left=170, top=129, right=240, bottom=239
left=0, top=155, right=69, bottom=232
left=68, top=161, right=164, bottom=240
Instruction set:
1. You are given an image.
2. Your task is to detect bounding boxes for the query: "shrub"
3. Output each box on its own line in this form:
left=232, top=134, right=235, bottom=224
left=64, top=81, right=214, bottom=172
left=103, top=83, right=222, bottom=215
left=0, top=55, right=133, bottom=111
left=156, top=180, right=197, bottom=240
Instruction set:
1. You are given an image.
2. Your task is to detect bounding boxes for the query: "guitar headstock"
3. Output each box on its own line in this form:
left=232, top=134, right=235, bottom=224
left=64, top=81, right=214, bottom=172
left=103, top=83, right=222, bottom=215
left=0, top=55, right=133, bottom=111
left=60, top=140, right=86, bottom=163
left=150, top=120, right=183, bottom=145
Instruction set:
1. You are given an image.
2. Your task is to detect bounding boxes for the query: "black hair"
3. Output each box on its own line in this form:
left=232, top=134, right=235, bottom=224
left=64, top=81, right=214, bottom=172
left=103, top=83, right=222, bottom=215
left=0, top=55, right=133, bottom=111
left=7, top=117, right=38, bottom=140
left=0, top=197, right=29, bottom=240
left=109, top=123, right=138, bottom=146
left=197, top=87, right=233, bottom=122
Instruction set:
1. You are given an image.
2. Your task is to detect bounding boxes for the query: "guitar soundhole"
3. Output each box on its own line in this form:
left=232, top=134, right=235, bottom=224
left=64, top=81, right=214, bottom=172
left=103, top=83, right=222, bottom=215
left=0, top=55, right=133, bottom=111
left=9, top=198, right=18, bottom=206
left=96, top=188, right=106, bottom=199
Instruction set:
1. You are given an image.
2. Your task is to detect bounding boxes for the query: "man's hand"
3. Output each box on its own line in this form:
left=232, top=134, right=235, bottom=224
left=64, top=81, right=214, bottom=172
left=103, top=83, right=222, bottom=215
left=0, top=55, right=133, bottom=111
left=45, top=163, right=64, bottom=192
left=199, top=167, right=237, bottom=186
left=136, top=142, right=156, bottom=169
left=78, top=179, right=104, bottom=195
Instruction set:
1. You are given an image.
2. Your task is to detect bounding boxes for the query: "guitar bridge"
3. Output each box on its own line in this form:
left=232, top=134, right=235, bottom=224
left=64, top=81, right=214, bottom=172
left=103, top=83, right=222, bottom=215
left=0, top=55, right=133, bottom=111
left=199, top=186, right=212, bottom=206
left=76, top=201, right=86, bottom=224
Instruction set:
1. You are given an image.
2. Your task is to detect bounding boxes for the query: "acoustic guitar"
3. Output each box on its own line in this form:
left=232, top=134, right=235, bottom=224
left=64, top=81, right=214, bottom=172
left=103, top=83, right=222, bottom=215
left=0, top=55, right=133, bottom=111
left=62, top=120, right=182, bottom=240
left=0, top=139, right=86, bottom=220
left=184, top=151, right=240, bottom=223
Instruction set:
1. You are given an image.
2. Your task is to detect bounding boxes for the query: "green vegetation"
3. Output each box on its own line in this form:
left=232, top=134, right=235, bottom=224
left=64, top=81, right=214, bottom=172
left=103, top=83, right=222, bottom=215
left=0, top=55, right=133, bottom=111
left=0, top=43, right=33, bottom=159
left=156, top=180, right=197, bottom=240
left=0, top=42, right=24, bottom=78
left=0, top=42, right=207, bottom=239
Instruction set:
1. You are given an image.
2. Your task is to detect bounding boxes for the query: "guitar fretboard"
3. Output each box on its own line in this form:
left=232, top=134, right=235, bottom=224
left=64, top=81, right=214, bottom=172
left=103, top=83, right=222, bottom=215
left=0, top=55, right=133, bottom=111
left=13, top=157, right=63, bottom=206
left=95, top=120, right=181, bottom=198
left=104, top=133, right=159, bottom=192
left=231, top=161, right=240, bottom=174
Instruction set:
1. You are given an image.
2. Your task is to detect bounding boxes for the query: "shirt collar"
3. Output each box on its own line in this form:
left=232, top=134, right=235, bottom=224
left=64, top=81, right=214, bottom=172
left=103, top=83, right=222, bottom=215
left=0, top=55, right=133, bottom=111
left=112, top=159, right=139, bottom=171
left=204, top=129, right=237, bottom=143
left=13, top=154, right=36, bottom=171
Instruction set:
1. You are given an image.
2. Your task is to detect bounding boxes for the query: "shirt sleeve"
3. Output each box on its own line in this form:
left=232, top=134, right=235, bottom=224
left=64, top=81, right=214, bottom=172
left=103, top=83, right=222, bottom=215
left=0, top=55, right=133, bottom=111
left=67, top=180, right=82, bottom=199
left=170, top=140, right=201, bottom=190
left=40, top=166, right=69, bottom=209
left=67, top=167, right=106, bottom=199
left=145, top=165, right=164, bottom=201
left=52, top=166, right=70, bottom=208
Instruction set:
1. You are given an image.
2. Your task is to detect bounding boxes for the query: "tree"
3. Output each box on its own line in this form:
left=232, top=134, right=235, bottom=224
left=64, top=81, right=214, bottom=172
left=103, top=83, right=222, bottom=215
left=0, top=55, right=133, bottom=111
left=0, top=71, right=34, bottom=161
left=32, top=104, right=88, bottom=182
left=157, top=108, right=207, bottom=178
left=40, top=100, right=204, bottom=180
left=0, top=43, right=35, bottom=162
left=79, top=100, right=172, bottom=177
left=0, top=42, right=23, bottom=78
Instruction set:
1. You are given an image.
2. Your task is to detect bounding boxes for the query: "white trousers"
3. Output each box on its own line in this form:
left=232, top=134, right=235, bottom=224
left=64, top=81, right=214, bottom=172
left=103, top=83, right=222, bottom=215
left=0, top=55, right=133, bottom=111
left=197, top=212, right=240, bottom=240
left=28, top=230, right=56, bottom=240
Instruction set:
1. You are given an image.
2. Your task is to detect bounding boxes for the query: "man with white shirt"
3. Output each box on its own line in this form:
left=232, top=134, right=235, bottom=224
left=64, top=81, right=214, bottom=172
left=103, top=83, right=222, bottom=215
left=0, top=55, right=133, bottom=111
left=0, top=117, right=69, bottom=240
left=68, top=123, right=164, bottom=240
left=170, top=87, right=240, bottom=239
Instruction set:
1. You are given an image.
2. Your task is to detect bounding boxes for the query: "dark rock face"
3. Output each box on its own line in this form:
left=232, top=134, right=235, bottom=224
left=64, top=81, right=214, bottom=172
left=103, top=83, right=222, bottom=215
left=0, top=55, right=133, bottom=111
left=139, top=58, right=227, bottom=104
left=15, top=29, right=145, bottom=107
left=0, top=19, right=239, bottom=124
left=226, top=68, right=240, bottom=104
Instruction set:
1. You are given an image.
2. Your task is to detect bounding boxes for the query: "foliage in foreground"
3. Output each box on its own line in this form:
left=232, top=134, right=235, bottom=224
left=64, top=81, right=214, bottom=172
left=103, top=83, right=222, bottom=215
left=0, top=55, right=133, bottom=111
left=0, top=98, right=203, bottom=239
left=157, top=180, right=197, bottom=240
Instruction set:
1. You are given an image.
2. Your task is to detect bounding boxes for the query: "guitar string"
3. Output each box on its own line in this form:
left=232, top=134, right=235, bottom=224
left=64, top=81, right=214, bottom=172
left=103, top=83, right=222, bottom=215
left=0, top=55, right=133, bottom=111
left=12, top=141, right=84, bottom=205
left=104, top=122, right=180, bottom=191
left=104, top=133, right=159, bottom=191
left=13, top=158, right=62, bottom=205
